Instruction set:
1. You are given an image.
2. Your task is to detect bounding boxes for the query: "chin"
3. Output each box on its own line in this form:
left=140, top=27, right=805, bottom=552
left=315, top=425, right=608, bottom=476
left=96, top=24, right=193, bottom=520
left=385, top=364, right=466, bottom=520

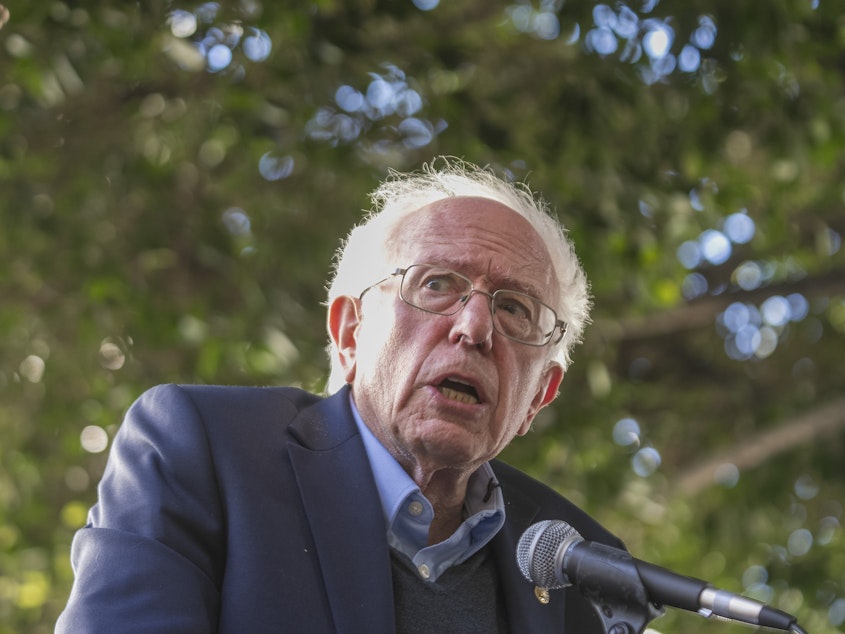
left=413, top=428, right=487, bottom=467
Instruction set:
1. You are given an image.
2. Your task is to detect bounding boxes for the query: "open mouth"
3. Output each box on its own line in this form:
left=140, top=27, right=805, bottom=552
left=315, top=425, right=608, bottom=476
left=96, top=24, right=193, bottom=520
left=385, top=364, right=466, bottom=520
left=436, top=378, right=480, bottom=405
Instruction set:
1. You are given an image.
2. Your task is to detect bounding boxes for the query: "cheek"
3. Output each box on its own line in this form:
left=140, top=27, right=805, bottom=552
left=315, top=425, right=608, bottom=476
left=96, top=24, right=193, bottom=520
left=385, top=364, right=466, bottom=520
left=354, top=323, right=393, bottom=380
left=355, top=307, right=417, bottom=380
left=496, top=357, right=545, bottom=411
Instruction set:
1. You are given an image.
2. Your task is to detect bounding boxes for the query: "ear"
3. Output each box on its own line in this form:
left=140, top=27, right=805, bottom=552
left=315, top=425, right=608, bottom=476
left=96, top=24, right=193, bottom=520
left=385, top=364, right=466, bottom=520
left=516, top=363, right=565, bottom=436
left=327, top=295, right=362, bottom=384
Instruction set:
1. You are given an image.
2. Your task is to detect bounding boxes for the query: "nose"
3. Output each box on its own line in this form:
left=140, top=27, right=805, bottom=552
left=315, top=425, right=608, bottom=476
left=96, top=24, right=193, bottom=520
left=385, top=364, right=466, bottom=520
left=449, top=290, right=494, bottom=351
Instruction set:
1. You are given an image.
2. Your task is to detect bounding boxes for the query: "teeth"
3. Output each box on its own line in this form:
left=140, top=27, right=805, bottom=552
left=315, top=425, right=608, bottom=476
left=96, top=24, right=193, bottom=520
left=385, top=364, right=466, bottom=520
left=437, top=386, right=479, bottom=405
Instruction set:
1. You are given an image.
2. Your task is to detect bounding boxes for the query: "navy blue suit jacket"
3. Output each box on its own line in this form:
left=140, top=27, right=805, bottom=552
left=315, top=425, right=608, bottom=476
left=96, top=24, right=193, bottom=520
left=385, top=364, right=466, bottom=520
left=57, top=384, right=623, bottom=632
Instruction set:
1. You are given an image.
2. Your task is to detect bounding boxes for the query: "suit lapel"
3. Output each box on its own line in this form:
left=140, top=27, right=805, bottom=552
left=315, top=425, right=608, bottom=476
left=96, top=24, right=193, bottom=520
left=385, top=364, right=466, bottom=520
left=287, top=388, right=395, bottom=634
left=491, top=470, right=568, bottom=632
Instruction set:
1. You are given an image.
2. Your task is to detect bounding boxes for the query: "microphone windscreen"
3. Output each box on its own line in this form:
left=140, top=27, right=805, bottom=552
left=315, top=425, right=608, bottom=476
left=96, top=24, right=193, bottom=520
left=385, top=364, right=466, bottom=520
left=516, top=519, right=582, bottom=589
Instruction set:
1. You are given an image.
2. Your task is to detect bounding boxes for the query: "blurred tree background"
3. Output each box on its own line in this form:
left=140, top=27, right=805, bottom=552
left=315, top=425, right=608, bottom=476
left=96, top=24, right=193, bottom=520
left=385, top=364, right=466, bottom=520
left=1, top=0, right=844, bottom=632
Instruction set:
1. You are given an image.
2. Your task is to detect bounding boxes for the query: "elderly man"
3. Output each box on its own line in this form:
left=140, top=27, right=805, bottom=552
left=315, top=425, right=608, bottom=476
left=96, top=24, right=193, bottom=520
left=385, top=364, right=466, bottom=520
left=57, top=160, right=623, bottom=633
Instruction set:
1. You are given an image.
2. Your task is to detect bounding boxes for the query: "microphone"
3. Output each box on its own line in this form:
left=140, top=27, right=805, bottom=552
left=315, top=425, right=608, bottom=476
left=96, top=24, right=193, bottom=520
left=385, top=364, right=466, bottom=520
left=517, top=519, right=803, bottom=632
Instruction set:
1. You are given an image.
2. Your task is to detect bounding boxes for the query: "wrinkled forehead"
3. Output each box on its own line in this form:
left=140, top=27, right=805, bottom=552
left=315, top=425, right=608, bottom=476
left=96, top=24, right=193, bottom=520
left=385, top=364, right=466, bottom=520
left=387, top=196, right=558, bottom=302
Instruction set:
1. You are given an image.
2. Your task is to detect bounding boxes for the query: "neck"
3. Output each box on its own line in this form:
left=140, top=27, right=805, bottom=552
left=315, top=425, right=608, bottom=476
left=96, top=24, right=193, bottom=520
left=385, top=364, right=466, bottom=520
left=408, top=465, right=472, bottom=545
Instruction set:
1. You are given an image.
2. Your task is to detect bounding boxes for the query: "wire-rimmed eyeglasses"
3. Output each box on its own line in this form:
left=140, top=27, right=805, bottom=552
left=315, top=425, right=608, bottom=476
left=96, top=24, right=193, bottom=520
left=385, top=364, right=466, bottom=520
left=358, top=264, right=567, bottom=347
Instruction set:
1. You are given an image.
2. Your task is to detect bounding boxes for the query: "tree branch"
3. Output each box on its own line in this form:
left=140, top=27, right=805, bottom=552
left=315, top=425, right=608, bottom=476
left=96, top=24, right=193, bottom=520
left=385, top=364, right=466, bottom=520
left=592, top=268, right=845, bottom=343
left=672, top=397, right=845, bottom=497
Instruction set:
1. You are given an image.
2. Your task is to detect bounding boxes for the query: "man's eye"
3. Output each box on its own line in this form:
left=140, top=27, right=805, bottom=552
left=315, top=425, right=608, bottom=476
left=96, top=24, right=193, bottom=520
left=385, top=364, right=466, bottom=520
left=422, top=275, right=459, bottom=293
left=497, top=296, right=532, bottom=320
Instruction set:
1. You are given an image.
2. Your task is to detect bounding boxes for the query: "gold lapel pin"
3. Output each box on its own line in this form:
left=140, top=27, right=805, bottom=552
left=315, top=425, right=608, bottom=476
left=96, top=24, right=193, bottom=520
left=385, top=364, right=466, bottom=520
left=534, top=586, right=550, bottom=605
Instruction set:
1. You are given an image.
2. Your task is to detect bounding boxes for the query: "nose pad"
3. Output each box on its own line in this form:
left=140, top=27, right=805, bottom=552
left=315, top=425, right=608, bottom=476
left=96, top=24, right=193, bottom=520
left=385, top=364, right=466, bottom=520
left=450, top=290, right=494, bottom=349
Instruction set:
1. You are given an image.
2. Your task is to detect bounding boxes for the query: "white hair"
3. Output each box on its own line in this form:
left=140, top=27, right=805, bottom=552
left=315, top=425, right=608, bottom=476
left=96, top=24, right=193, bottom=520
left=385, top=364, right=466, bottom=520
left=325, top=157, right=591, bottom=391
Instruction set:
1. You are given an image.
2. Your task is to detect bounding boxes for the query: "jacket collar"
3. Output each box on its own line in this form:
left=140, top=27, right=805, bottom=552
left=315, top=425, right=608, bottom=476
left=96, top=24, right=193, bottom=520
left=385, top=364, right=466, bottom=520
left=287, top=386, right=396, bottom=633
left=490, top=463, right=568, bottom=631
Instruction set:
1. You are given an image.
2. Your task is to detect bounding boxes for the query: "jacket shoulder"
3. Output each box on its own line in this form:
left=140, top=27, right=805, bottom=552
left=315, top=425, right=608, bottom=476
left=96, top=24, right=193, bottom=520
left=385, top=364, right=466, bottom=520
left=492, top=458, right=624, bottom=550
left=173, top=383, right=322, bottom=409
left=136, top=383, right=322, bottom=426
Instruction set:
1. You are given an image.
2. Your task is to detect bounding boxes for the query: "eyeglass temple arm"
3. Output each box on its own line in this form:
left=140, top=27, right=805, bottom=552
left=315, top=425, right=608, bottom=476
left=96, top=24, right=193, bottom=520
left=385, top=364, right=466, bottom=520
left=358, top=268, right=408, bottom=299
left=550, top=320, right=567, bottom=343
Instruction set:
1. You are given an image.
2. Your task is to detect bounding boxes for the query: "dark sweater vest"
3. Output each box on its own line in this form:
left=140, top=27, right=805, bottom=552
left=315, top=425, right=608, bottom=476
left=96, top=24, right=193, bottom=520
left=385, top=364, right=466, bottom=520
left=390, top=547, right=510, bottom=634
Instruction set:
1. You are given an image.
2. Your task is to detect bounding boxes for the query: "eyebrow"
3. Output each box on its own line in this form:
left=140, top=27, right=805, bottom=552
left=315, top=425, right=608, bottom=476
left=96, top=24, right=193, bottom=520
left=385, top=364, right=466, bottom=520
left=496, top=275, right=547, bottom=300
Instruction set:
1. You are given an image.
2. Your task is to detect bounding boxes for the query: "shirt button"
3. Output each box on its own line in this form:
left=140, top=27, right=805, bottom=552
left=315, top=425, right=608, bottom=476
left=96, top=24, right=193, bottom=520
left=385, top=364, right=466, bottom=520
left=418, top=564, right=431, bottom=580
left=408, top=500, right=424, bottom=516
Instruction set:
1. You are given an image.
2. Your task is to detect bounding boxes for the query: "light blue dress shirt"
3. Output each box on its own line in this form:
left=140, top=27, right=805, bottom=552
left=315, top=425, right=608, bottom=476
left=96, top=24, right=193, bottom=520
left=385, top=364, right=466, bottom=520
left=350, top=396, right=506, bottom=583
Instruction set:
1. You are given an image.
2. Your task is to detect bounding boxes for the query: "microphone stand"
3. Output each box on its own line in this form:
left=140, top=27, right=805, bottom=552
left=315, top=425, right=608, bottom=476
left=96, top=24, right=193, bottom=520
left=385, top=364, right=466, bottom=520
left=568, top=543, right=664, bottom=634
left=568, top=545, right=811, bottom=634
